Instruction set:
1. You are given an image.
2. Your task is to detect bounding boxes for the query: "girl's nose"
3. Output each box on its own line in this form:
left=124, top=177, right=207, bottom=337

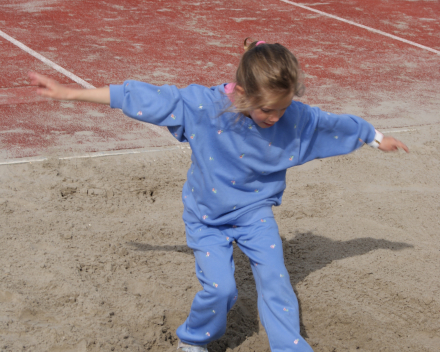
left=269, top=112, right=282, bottom=123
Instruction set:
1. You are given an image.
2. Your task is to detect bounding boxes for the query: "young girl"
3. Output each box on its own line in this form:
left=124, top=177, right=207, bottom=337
left=29, top=39, right=408, bottom=352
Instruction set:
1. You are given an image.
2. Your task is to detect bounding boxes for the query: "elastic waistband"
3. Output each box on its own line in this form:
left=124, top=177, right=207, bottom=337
left=183, top=206, right=274, bottom=227
left=231, top=207, right=274, bottom=226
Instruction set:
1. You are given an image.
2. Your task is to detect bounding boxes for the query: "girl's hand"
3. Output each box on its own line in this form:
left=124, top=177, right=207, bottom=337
left=28, top=72, right=110, bottom=105
left=28, top=72, right=73, bottom=100
left=379, top=136, right=409, bottom=153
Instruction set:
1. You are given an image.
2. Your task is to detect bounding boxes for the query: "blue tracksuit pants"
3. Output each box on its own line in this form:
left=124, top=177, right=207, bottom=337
left=176, top=210, right=313, bottom=352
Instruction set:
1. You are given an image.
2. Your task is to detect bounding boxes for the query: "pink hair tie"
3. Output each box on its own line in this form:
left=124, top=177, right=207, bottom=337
left=256, top=41, right=266, bottom=46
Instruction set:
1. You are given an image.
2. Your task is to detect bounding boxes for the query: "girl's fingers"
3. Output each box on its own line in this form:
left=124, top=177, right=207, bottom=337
left=28, top=71, right=43, bottom=85
left=392, top=138, right=409, bottom=153
left=29, top=72, right=54, bottom=87
left=391, top=140, right=409, bottom=153
left=36, top=88, right=51, bottom=97
left=379, top=137, right=409, bottom=153
left=399, top=141, right=409, bottom=153
left=28, top=72, right=64, bottom=98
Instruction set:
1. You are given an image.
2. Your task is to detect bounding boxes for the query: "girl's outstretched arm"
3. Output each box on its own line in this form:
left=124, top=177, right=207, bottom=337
left=296, top=104, right=409, bottom=164
left=28, top=72, right=110, bottom=105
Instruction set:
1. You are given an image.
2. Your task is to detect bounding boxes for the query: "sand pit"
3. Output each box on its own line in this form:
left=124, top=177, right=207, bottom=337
left=0, top=125, right=439, bottom=352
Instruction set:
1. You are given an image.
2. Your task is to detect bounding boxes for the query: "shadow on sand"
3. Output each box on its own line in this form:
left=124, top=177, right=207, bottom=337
left=129, top=231, right=412, bottom=352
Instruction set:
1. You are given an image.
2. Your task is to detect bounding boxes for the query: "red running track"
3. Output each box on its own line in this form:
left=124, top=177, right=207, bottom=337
left=0, top=0, right=439, bottom=160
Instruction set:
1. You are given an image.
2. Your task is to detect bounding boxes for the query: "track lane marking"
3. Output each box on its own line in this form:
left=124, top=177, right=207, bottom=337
left=279, top=0, right=440, bottom=55
left=0, top=29, right=177, bottom=143
left=0, top=145, right=189, bottom=166
left=0, top=29, right=95, bottom=88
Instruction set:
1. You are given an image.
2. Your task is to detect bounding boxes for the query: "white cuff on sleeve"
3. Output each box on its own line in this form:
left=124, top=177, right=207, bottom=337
left=368, top=130, right=384, bottom=149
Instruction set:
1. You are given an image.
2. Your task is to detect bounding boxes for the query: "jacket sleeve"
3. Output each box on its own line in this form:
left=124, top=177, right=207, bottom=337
left=298, top=105, right=376, bottom=164
left=109, top=80, right=187, bottom=142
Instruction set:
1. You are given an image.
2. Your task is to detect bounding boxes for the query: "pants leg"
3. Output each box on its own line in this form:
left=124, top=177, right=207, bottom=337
left=176, top=221, right=238, bottom=345
left=236, top=217, right=313, bottom=352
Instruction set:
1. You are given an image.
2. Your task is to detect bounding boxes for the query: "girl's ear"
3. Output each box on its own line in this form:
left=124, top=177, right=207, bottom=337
left=235, top=85, right=245, bottom=96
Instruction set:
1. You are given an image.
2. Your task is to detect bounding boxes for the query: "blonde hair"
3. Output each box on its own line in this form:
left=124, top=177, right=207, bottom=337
left=230, top=38, right=305, bottom=115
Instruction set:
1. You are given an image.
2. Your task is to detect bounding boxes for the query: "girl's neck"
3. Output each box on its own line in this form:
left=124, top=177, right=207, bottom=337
left=225, top=83, right=250, bottom=117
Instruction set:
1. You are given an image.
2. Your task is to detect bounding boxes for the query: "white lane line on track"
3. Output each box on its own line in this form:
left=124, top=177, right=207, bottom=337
left=279, top=0, right=440, bottom=55
left=0, top=126, right=418, bottom=166
left=0, top=29, right=178, bottom=143
left=0, top=29, right=95, bottom=88
left=381, top=129, right=417, bottom=134
left=0, top=145, right=191, bottom=166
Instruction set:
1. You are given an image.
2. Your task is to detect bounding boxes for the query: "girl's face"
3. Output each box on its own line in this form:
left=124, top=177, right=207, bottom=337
left=247, top=91, right=294, bottom=128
